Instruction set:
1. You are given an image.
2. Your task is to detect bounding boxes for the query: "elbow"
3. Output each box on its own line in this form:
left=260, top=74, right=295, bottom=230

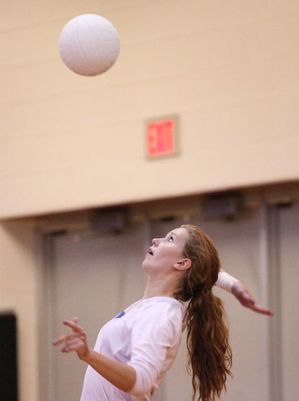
left=127, top=363, right=156, bottom=397
left=119, top=366, right=137, bottom=393
left=128, top=384, right=152, bottom=398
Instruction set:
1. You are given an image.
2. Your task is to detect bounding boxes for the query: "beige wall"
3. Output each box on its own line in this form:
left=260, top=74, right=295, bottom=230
left=1, top=0, right=299, bottom=219
left=0, top=221, right=40, bottom=401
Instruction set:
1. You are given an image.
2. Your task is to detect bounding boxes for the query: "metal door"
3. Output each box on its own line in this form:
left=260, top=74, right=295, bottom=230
left=46, top=224, right=146, bottom=401
left=271, top=201, right=299, bottom=401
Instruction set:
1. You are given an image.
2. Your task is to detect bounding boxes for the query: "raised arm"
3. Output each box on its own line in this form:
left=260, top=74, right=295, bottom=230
left=52, top=319, right=136, bottom=392
left=216, top=270, right=273, bottom=316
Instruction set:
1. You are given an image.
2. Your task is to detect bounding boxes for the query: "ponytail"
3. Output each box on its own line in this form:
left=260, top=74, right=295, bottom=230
left=186, top=291, right=232, bottom=401
left=176, top=224, right=232, bottom=401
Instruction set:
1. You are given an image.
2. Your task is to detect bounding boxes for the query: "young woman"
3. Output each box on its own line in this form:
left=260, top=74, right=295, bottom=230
left=53, top=224, right=272, bottom=401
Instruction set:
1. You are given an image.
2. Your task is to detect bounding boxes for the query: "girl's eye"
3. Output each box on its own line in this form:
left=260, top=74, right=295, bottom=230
left=168, top=236, right=174, bottom=242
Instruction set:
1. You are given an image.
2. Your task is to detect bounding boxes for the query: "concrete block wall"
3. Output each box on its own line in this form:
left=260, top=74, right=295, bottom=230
left=0, top=0, right=299, bottom=219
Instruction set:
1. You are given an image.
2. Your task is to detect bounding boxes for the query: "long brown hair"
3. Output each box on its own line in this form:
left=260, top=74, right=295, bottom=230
left=174, top=224, right=232, bottom=401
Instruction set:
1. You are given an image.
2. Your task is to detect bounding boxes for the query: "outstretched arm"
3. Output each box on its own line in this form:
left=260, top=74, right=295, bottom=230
left=216, top=270, right=273, bottom=316
left=52, top=318, right=136, bottom=392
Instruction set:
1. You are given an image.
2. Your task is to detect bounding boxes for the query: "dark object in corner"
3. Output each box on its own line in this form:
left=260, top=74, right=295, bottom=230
left=0, top=312, right=18, bottom=401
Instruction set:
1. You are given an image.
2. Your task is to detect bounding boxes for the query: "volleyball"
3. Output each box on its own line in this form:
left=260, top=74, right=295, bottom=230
left=58, top=14, right=120, bottom=76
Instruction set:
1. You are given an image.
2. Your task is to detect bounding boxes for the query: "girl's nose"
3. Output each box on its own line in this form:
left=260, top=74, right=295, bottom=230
left=152, top=238, right=159, bottom=246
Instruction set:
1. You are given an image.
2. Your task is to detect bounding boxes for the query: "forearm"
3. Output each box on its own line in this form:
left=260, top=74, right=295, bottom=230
left=81, top=350, right=136, bottom=392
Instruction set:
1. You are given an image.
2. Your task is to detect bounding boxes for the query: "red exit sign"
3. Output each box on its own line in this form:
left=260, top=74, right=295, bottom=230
left=146, top=116, right=179, bottom=158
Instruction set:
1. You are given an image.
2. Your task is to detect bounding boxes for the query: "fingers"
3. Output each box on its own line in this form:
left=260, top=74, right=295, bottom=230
left=243, top=292, right=273, bottom=315
left=236, top=289, right=273, bottom=316
left=52, top=331, right=87, bottom=355
left=52, top=317, right=86, bottom=346
left=52, top=335, right=66, bottom=346
left=244, top=295, right=273, bottom=315
left=249, top=303, right=273, bottom=316
left=63, top=319, right=85, bottom=333
left=52, top=332, right=82, bottom=346
left=61, top=338, right=84, bottom=353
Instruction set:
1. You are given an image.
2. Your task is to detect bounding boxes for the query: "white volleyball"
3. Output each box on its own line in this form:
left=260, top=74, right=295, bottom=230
left=58, top=14, right=120, bottom=76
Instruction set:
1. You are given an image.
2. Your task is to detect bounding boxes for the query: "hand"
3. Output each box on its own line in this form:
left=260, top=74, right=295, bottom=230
left=231, top=281, right=273, bottom=316
left=52, top=317, right=91, bottom=360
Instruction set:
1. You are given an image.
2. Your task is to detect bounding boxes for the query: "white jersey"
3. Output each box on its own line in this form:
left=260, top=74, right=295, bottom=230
left=80, top=296, right=186, bottom=401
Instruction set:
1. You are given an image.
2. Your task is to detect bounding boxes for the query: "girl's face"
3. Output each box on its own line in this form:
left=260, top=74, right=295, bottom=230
left=142, top=227, right=189, bottom=274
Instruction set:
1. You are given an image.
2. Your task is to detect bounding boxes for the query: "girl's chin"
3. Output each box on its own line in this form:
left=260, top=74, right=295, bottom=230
left=141, top=260, right=157, bottom=272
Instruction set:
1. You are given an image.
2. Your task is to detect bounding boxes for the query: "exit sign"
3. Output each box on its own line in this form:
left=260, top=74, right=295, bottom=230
left=146, top=116, right=179, bottom=158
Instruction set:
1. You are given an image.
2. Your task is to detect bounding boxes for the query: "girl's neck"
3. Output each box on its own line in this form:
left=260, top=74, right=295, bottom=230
left=143, top=275, right=179, bottom=299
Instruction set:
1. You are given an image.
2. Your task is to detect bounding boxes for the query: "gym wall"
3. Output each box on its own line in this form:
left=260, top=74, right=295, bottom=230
left=0, top=0, right=299, bottom=219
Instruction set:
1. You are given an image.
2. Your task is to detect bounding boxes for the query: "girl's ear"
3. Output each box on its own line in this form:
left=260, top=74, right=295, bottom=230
left=173, top=258, right=192, bottom=271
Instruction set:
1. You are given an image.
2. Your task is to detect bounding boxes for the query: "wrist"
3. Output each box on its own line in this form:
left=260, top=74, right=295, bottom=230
left=217, top=271, right=239, bottom=292
left=79, top=348, right=93, bottom=362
